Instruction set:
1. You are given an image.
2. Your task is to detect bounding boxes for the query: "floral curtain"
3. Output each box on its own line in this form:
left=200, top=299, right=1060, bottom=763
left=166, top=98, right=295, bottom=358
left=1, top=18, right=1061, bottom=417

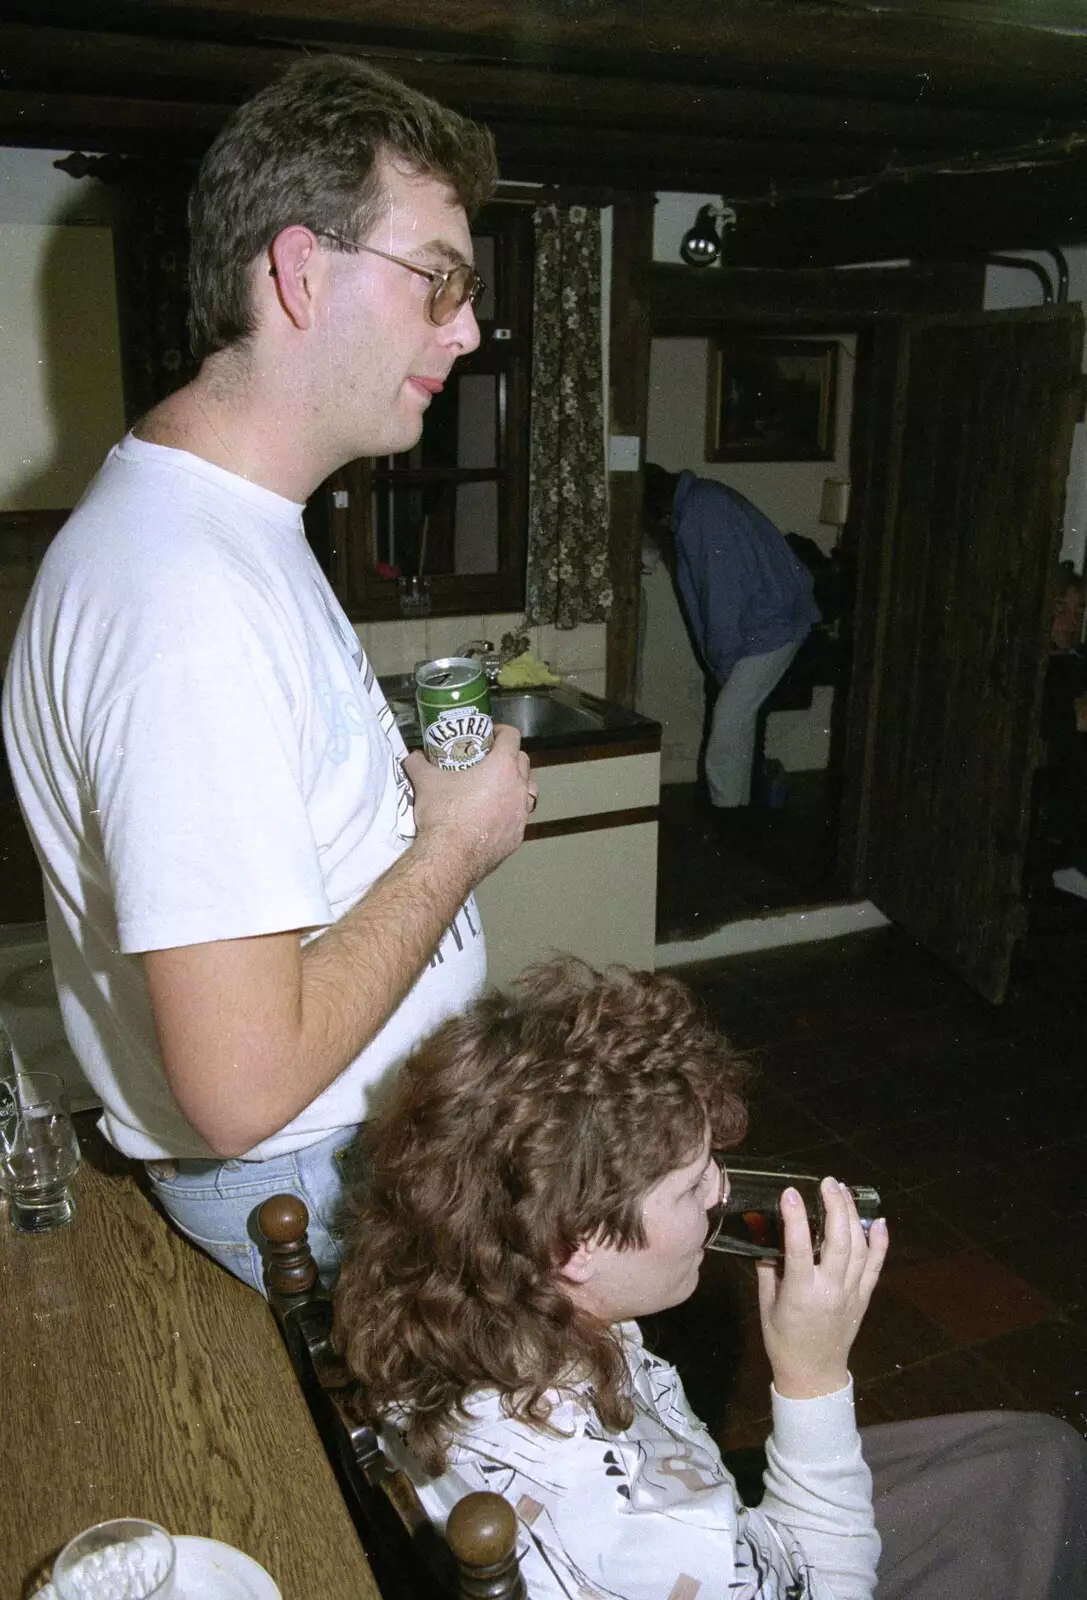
left=524, top=203, right=612, bottom=629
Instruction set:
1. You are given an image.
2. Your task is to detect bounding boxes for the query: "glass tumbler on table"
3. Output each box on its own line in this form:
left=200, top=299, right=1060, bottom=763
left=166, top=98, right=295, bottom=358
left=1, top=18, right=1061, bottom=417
left=0, top=1066, right=81, bottom=1232
left=51, top=1518, right=176, bottom=1599
left=705, top=1159, right=882, bottom=1261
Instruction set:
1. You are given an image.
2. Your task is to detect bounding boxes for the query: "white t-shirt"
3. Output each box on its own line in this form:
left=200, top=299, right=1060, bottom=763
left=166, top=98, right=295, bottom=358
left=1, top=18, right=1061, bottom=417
left=385, top=1325, right=878, bottom=1599
left=2, top=435, right=486, bottom=1160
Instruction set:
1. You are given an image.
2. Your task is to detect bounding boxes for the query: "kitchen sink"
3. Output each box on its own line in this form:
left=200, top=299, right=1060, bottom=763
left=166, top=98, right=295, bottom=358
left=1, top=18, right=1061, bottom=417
left=489, top=689, right=604, bottom=739
left=377, top=674, right=656, bottom=752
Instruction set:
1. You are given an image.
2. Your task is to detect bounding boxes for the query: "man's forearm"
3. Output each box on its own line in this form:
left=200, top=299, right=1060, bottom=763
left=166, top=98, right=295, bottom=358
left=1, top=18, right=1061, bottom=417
left=145, top=730, right=534, bottom=1156
left=297, top=829, right=478, bottom=1092
left=146, top=831, right=484, bottom=1156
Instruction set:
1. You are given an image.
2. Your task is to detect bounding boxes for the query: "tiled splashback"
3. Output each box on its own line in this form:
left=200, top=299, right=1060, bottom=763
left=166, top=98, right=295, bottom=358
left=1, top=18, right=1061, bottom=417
left=354, top=614, right=608, bottom=698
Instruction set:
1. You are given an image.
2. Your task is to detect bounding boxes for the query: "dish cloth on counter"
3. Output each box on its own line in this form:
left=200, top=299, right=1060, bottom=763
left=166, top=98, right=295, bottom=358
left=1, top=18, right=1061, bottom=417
left=496, top=650, right=561, bottom=687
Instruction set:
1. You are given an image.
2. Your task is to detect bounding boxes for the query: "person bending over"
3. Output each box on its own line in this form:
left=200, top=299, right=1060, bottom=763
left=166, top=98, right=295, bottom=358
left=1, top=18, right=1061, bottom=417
left=335, top=958, right=1087, bottom=1599
left=642, top=465, right=820, bottom=809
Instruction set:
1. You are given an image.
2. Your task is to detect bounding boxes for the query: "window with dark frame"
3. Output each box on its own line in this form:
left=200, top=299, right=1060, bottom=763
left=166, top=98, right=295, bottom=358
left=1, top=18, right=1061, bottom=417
left=304, top=203, right=533, bottom=620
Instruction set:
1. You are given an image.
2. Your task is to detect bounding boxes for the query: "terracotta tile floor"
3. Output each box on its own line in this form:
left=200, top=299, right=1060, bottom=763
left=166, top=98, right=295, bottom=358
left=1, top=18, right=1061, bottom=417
left=642, top=898, right=1087, bottom=1452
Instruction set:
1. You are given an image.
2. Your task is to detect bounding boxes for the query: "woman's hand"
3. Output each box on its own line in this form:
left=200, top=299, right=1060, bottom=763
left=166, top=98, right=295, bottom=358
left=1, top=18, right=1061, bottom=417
left=757, top=1177, right=889, bottom=1401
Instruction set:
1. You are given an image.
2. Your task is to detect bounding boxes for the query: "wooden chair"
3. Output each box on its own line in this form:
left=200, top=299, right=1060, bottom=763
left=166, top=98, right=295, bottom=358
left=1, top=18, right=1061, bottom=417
left=257, top=1195, right=525, bottom=1600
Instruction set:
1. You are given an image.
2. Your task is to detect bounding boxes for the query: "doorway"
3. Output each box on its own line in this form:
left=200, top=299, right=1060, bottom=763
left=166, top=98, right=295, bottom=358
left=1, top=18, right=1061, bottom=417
left=638, top=332, right=857, bottom=941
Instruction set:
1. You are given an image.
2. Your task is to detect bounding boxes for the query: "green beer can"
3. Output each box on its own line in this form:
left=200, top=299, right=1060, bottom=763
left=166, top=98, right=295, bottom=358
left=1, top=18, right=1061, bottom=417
left=415, top=657, right=495, bottom=770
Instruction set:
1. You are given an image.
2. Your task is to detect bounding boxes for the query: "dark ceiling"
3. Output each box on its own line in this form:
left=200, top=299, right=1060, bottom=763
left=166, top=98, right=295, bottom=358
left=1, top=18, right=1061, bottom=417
left=6, top=0, right=1087, bottom=266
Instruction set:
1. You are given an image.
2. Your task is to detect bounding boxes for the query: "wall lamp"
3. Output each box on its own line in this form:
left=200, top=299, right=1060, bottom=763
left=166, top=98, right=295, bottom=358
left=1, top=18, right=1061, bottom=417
left=679, top=203, right=737, bottom=267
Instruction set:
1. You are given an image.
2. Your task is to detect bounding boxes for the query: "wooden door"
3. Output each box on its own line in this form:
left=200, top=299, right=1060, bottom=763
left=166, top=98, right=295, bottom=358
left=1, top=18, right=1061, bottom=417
left=841, top=306, right=1084, bottom=1002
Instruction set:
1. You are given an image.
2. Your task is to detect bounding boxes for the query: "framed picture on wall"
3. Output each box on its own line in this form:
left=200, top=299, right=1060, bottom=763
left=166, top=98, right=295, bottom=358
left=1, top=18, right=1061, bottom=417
left=706, top=337, right=838, bottom=462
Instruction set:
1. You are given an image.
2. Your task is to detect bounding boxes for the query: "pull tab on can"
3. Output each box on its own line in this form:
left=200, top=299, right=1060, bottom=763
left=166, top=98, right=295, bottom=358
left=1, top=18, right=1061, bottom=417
left=415, top=657, right=495, bottom=771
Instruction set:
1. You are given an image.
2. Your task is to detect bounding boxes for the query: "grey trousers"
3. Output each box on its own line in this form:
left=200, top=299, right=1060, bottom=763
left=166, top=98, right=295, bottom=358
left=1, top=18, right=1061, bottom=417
left=705, top=639, right=802, bottom=808
left=865, top=1411, right=1087, bottom=1598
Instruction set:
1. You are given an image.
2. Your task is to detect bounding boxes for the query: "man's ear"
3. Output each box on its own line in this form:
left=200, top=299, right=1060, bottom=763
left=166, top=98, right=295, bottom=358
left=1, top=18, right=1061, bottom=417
left=556, top=1239, right=597, bottom=1286
left=266, top=225, right=325, bottom=332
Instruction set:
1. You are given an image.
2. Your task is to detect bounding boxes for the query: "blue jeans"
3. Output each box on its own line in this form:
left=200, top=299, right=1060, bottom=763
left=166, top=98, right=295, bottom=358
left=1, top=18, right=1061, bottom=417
left=144, top=1125, right=366, bottom=1295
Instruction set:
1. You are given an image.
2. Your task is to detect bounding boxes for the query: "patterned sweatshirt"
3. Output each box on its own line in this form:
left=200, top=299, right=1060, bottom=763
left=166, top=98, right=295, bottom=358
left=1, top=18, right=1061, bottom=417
left=383, top=1322, right=879, bottom=1599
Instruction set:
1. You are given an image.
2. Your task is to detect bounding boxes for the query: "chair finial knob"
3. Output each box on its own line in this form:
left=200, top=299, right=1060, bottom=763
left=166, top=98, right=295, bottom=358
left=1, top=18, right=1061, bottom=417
left=257, top=1193, right=319, bottom=1296
left=257, top=1193, right=309, bottom=1245
left=447, top=1491, right=522, bottom=1596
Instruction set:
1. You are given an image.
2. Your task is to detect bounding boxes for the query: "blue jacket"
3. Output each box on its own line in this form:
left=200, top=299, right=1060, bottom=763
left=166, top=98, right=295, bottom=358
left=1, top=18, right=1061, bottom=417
left=670, top=472, right=821, bottom=683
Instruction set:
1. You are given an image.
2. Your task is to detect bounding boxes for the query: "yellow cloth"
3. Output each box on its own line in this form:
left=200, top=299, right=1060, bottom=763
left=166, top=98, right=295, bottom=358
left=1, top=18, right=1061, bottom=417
left=496, top=651, right=561, bottom=688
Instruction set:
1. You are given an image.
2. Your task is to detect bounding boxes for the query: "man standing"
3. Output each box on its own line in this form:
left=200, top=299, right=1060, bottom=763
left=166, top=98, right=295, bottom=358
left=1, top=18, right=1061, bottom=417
left=2, top=56, right=535, bottom=1290
left=643, top=464, right=820, bottom=809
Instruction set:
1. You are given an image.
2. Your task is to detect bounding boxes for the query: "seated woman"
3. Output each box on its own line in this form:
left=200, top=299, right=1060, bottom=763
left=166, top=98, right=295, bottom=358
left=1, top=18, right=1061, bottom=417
left=334, top=958, right=1087, bottom=1599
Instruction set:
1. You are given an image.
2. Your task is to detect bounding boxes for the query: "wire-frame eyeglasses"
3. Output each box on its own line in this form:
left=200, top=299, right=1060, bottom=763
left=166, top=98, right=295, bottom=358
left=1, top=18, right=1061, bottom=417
left=320, top=231, right=485, bottom=327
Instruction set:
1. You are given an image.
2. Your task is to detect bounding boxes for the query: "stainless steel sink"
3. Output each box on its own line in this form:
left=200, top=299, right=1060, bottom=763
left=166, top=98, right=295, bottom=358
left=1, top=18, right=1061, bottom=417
left=377, top=674, right=646, bottom=749
left=490, top=690, right=604, bottom=739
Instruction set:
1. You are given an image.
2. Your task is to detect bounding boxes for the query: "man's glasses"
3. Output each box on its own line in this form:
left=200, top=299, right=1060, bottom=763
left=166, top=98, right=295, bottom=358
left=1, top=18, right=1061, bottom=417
left=320, top=231, right=485, bottom=327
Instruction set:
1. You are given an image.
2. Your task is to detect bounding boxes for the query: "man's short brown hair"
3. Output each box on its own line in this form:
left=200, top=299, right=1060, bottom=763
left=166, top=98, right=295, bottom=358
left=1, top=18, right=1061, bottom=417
left=187, top=53, right=497, bottom=361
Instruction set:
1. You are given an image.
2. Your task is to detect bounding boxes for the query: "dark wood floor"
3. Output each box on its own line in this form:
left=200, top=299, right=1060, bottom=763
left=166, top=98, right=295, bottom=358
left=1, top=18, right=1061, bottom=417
left=656, top=776, right=840, bottom=939
left=643, top=894, right=1087, bottom=1455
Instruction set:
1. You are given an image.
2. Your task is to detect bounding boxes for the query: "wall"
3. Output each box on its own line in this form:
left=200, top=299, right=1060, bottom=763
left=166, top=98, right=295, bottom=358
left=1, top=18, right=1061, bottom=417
left=356, top=615, right=607, bottom=694
left=0, top=147, right=609, bottom=688
left=643, top=211, right=1087, bottom=786
left=354, top=203, right=615, bottom=686
left=0, top=224, right=125, bottom=512
left=644, top=334, right=855, bottom=548
left=0, top=150, right=124, bottom=510
left=639, top=189, right=854, bottom=782
left=0, top=150, right=126, bottom=669
left=983, top=249, right=1087, bottom=573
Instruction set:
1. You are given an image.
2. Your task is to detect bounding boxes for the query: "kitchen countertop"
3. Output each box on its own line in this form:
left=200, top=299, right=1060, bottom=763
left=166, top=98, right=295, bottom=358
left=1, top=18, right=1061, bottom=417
left=379, top=676, right=661, bottom=760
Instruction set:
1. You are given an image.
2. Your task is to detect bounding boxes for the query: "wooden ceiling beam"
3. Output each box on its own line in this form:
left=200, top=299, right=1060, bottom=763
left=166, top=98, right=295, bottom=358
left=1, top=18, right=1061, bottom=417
left=4, top=9, right=1087, bottom=255
left=5, top=92, right=1082, bottom=224
left=0, top=90, right=227, bottom=152
left=0, top=87, right=899, bottom=190
left=649, top=259, right=986, bottom=328
left=0, top=22, right=290, bottom=99
left=1, top=23, right=1071, bottom=157
left=726, top=160, right=1087, bottom=266
left=11, top=0, right=1087, bottom=115
left=488, top=123, right=933, bottom=192
left=3, top=23, right=1078, bottom=204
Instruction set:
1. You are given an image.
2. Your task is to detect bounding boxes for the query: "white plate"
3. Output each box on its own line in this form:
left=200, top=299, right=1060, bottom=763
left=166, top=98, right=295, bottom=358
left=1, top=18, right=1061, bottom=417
left=173, top=1538, right=281, bottom=1599
left=35, top=1536, right=280, bottom=1599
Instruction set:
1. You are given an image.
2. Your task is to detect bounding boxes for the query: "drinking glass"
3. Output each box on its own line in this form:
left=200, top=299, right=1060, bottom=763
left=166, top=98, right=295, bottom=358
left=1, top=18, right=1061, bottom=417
left=397, top=574, right=432, bottom=617
left=0, top=1025, right=9, bottom=1205
left=52, top=1519, right=176, bottom=1599
left=0, top=1068, right=81, bottom=1232
left=705, top=1159, right=882, bottom=1261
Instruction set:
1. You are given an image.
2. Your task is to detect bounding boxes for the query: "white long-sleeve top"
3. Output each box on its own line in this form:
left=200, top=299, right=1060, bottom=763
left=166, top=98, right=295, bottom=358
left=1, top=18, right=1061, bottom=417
left=384, top=1322, right=879, bottom=1599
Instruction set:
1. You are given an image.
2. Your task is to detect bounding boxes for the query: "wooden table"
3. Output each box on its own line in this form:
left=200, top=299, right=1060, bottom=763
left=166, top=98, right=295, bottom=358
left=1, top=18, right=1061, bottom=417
left=0, top=1118, right=381, bottom=1599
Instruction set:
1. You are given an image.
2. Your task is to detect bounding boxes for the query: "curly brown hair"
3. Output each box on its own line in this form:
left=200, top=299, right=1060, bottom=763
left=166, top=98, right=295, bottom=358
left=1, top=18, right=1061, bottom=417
left=188, top=53, right=497, bottom=361
left=333, top=957, right=748, bottom=1475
